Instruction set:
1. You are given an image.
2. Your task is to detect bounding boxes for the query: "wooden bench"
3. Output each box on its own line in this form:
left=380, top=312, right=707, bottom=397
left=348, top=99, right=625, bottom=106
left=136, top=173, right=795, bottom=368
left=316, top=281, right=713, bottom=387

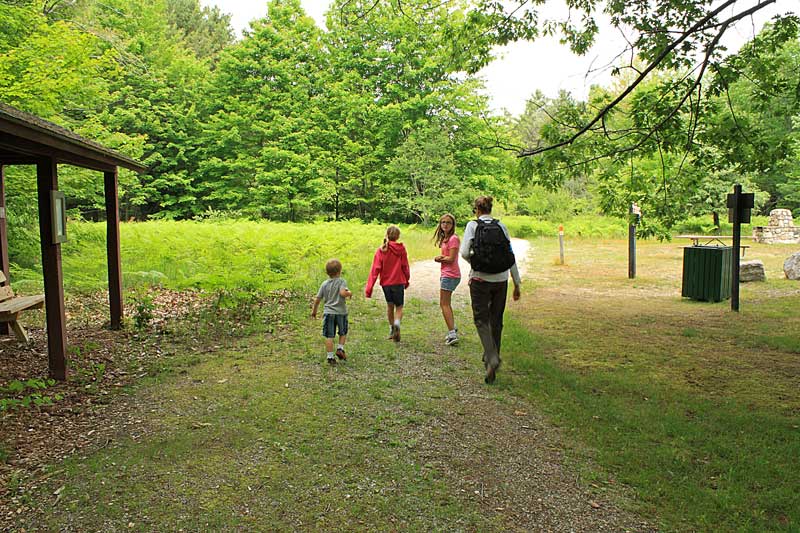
left=676, top=235, right=751, bottom=257
left=0, top=271, right=44, bottom=343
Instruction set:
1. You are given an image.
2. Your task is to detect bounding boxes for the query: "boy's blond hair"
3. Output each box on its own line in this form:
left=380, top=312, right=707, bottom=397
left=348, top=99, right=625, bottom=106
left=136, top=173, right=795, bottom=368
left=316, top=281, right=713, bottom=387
left=325, top=258, right=342, bottom=277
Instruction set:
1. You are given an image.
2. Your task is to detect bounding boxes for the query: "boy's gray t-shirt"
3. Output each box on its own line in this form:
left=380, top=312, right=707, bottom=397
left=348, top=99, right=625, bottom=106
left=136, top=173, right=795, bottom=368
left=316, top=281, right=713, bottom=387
left=317, top=277, right=349, bottom=314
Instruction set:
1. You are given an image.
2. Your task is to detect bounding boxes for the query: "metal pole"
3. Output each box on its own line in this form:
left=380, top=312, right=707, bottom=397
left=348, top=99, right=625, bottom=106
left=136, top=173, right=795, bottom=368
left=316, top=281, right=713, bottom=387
left=558, top=225, right=565, bottom=265
left=731, top=184, right=742, bottom=312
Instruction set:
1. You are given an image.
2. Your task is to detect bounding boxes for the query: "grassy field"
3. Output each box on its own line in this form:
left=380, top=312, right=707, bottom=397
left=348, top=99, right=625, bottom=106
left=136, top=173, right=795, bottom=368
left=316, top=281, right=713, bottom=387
left=10, top=219, right=437, bottom=295
left=502, top=236, right=800, bottom=531
left=4, top=221, right=799, bottom=531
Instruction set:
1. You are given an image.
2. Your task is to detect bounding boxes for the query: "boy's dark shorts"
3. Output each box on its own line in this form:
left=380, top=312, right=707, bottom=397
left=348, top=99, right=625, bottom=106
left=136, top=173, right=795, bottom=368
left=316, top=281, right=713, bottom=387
left=382, top=284, right=405, bottom=307
left=322, top=313, right=349, bottom=338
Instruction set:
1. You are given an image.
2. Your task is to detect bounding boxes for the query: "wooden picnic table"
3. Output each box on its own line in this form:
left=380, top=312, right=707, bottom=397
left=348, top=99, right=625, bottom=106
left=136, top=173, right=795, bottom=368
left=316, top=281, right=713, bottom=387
left=676, top=235, right=751, bottom=256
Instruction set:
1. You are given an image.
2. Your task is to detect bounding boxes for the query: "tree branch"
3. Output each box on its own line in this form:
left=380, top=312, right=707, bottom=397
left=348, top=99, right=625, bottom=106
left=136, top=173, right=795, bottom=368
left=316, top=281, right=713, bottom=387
left=712, top=62, right=757, bottom=146
left=517, top=0, right=777, bottom=158
left=533, top=21, right=734, bottom=175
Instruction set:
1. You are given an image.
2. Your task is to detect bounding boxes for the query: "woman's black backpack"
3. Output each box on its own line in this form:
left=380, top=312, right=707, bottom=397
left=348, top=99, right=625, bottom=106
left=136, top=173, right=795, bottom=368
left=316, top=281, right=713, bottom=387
left=470, top=219, right=516, bottom=274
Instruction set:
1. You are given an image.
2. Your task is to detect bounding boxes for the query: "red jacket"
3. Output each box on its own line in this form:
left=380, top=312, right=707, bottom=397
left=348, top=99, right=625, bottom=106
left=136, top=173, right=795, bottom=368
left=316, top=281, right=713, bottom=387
left=365, top=241, right=411, bottom=298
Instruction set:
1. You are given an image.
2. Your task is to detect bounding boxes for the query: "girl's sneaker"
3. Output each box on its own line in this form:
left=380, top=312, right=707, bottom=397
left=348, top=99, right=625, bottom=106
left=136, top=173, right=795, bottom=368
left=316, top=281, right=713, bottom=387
left=387, top=325, right=396, bottom=340
left=445, top=331, right=459, bottom=346
left=335, top=348, right=347, bottom=360
left=327, top=357, right=337, bottom=365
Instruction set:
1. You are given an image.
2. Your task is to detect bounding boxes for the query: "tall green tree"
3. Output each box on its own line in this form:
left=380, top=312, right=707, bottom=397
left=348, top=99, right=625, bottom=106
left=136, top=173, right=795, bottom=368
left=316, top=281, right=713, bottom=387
left=166, top=0, right=234, bottom=59
left=702, top=26, right=800, bottom=213
left=67, top=0, right=225, bottom=219
left=323, top=0, right=513, bottom=221
left=453, top=0, right=800, bottom=161
left=198, top=0, right=326, bottom=220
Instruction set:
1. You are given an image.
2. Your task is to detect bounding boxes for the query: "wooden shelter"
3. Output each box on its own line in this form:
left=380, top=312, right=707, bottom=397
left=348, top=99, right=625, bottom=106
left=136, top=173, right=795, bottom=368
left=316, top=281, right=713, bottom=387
left=0, top=103, right=146, bottom=380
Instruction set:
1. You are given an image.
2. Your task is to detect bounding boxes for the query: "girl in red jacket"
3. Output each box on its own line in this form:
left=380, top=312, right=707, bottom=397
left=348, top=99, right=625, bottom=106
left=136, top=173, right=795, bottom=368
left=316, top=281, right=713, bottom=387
left=365, top=225, right=411, bottom=342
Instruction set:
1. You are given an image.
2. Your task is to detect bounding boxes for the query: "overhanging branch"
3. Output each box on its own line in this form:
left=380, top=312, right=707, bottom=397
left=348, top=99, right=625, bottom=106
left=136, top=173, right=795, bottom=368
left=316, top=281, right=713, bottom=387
left=518, top=0, right=777, bottom=158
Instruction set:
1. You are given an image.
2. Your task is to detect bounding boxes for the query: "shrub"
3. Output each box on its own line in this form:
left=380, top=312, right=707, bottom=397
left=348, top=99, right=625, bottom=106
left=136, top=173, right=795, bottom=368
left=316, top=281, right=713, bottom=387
left=0, top=378, right=62, bottom=411
left=502, top=215, right=628, bottom=239
left=672, top=215, right=770, bottom=236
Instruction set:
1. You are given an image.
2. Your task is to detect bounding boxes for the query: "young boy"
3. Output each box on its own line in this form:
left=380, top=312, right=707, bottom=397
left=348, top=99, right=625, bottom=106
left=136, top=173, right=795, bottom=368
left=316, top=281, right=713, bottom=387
left=311, top=259, right=352, bottom=365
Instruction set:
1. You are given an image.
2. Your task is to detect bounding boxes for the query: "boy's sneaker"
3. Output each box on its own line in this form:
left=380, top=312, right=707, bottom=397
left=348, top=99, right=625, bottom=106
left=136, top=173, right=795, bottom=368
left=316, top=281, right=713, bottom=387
left=335, top=348, right=347, bottom=360
left=392, top=324, right=401, bottom=342
left=445, top=332, right=459, bottom=346
left=327, top=357, right=337, bottom=366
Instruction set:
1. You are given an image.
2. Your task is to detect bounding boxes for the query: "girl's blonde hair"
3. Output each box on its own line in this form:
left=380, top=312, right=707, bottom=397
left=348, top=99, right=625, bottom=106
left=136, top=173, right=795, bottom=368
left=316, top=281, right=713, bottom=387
left=381, top=225, right=401, bottom=252
left=433, top=213, right=456, bottom=247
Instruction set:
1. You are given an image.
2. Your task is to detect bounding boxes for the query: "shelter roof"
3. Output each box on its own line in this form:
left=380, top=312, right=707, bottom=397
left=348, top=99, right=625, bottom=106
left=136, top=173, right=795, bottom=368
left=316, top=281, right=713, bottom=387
left=0, top=103, right=146, bottom=173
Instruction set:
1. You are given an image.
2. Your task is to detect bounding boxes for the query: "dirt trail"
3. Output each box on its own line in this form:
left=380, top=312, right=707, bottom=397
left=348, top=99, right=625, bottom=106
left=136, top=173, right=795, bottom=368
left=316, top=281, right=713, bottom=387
left=406, top=238, right=532, bottom=303
left=398, top=238, right=654, bottom=532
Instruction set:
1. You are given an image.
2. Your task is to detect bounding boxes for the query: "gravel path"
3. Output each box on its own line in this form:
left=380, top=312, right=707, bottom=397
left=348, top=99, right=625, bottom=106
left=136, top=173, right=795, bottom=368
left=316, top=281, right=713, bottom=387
left=401, top=238, right=657, bottom=532
left=405, top=238, right=531, bottom=303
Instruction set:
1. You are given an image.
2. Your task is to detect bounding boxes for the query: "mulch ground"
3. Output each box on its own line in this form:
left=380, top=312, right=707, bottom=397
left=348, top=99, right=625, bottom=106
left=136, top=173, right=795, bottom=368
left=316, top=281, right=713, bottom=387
left=0, top=289, right=208, bottom=525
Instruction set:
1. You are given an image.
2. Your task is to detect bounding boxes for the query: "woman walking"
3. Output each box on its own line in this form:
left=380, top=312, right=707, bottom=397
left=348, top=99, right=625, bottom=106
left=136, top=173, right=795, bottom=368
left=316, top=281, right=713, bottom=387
left=460, top=196, right=521, bottom=384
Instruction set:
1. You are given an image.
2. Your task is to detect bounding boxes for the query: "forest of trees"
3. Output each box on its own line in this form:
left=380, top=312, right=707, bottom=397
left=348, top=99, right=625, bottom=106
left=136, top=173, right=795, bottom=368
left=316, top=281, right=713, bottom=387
left=1, top=0, right=798, bottom=236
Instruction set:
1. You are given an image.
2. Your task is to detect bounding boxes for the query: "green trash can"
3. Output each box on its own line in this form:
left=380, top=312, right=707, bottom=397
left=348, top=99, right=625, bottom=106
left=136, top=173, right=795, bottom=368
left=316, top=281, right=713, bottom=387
left=681, top=245, right=732, bottom=302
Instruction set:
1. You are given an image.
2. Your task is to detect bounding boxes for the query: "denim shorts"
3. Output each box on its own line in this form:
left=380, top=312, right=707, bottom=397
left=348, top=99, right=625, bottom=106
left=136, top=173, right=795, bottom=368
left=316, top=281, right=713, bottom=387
left=382, top=284, right=405, bottom=306
left=440, top=276, right=461, bottom=292
left=322, top=313, right=348, bottom=338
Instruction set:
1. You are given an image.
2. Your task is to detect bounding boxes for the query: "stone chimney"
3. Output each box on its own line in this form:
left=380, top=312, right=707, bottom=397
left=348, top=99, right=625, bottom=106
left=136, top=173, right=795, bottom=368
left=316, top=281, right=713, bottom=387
left=753, top=209, right=800, bottom=243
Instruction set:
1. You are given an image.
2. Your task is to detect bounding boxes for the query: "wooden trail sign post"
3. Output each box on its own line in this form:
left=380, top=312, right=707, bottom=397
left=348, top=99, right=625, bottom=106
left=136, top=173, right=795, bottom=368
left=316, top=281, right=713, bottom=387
left=558, top=225, right=565, bottom=265
left=628, top=202, right=641, bottom=279
left=727, top=184, right=754, bottom=312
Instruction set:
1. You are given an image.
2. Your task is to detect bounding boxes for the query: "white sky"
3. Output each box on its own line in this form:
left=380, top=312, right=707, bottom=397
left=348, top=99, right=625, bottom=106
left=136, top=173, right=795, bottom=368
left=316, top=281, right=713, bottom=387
left=200, top=0, right=796, bottom=116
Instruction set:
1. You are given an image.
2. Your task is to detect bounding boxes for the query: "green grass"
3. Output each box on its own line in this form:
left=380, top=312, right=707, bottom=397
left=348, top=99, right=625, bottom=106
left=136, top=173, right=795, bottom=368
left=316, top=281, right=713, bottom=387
left=11, top=219, right=438, bottom=295
left=500, top=236, right=800, bottom=532
left=502, top=214, right=629, bottom=239
left=6, top=222, right=799, bottom=531
left=18, top=296, right=509, bottom=531
left=10, top=217, right=635, bottom=296
left=503, top=322, right=799, bottom=531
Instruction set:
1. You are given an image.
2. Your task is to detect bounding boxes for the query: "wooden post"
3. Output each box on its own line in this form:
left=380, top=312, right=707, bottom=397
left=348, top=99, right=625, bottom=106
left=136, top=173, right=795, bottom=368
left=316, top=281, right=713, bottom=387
left=104, top=168, right=123, bottom=329
left=628, top=202, right=640, bottom=279
left=0, top=165, right=9, bottom=279
left=628, top=223, right=636, bottom=279
left=730, top=185, right=742, bottom=312
left=727, top=184, right=753, bottom=312
left=0, top=165, right=9, bottom=335
left=37, top=158, right=67, bottom=380
left=558, top=225, right=565, bottom=265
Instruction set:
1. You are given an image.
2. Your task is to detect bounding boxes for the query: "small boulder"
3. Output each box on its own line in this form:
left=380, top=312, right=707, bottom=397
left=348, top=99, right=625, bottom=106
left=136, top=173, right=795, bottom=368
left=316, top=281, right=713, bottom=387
left=785, top=251, right=800, bottom=280
left=739, top=260, right=766, bottom=282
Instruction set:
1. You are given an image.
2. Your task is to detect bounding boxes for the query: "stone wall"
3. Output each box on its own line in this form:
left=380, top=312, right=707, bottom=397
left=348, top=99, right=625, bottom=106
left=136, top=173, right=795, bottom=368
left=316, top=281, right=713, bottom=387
left=752, top=209, right=800, bottom=244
